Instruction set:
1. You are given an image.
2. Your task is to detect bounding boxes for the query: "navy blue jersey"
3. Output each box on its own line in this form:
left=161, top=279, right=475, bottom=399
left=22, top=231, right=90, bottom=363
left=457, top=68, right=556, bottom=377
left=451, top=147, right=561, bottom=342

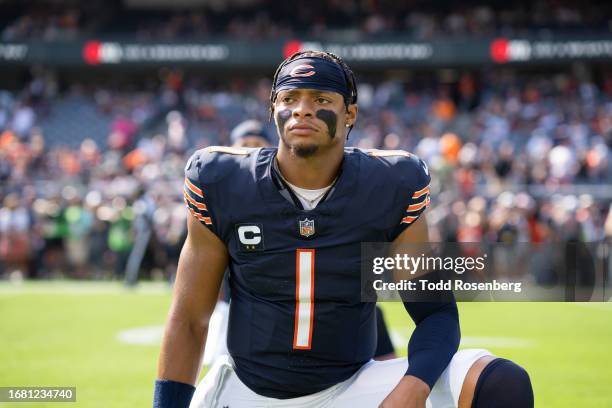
left=183, top=146, right=430, bottom=399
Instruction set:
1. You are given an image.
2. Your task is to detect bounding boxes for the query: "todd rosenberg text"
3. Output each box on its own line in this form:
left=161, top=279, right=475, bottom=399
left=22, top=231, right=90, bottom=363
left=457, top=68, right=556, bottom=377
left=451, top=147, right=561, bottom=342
left=372, top=279, right=523, bottom=293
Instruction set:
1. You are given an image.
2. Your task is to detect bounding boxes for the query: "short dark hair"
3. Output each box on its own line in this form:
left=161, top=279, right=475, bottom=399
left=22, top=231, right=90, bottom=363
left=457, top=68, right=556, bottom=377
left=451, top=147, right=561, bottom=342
left=269, top=50, right=358, bottom=114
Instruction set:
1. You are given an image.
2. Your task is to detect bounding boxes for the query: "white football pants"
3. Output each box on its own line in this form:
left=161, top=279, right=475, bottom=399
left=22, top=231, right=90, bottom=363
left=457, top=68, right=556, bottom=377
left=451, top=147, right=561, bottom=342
left=202, top=301, right=230, bottom=366
left=190, top=348, right=492, bottom=408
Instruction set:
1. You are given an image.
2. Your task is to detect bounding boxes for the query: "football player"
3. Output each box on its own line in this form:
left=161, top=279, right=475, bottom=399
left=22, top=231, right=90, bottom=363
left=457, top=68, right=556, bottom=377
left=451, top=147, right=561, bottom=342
left=230, top=119, right=272, bottom=148
left=203, top=120, right=398, bottom=366
left=154, top=51, right=533, bottom=407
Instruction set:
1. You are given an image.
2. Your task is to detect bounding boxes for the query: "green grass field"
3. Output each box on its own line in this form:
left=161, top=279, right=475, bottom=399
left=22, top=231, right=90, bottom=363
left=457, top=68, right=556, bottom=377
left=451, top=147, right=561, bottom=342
left=1, top=281, right=611, bottom=407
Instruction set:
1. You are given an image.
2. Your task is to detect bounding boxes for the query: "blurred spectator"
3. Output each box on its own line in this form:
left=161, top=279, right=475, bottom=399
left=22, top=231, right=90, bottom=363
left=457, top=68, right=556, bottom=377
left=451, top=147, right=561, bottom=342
left=11, top=101, right=36, bottom=138
left=64, top=190, right=94, bottom=278
left=230, top=119, right=271, bottom=148
left=107, top=197, right=134, bottom=279
left=0, top=193, right=32, bottom=277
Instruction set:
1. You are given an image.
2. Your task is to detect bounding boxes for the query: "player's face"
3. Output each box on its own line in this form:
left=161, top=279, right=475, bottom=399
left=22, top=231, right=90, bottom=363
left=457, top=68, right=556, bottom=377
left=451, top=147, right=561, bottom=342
left=274, top=89, right=357, bottom=158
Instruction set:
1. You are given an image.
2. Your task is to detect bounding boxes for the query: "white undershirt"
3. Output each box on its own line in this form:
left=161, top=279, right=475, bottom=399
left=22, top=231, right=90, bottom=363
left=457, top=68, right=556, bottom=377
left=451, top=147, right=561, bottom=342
left=283, top=179, right=333, bottom=210
left=274, top=159, right=336, bottom=210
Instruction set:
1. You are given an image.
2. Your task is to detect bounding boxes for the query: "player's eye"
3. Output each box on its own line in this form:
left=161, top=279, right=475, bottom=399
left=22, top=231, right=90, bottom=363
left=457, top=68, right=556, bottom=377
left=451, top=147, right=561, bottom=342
left=316, top=97, right=331, bottom=104
left=281, top=96, right=295, bottom=104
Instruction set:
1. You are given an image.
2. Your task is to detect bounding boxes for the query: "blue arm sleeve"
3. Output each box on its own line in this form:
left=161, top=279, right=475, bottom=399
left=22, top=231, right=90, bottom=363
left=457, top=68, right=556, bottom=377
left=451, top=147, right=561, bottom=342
left=403, top=300, right=461, bottom=390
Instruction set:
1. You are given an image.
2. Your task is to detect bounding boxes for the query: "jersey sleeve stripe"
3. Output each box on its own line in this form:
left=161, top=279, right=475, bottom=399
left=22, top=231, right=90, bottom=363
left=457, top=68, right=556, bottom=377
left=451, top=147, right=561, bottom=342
left=401, top=215, right=418, bottom=224
left=183, top=188, right=208, bottom=211
left=406, top=199, right=428, bottom=212
left=184, top=199, right=213, bottom=225
left=412, top=186, right=430, bottom=199
left=185, top=200, right=204, bottom=220
left=184, top=177, right=204, bottom=198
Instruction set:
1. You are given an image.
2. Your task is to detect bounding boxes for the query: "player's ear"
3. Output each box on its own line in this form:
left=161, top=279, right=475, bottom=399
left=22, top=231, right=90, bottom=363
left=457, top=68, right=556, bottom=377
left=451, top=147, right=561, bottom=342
left=345, top=103, right=358, bottom=127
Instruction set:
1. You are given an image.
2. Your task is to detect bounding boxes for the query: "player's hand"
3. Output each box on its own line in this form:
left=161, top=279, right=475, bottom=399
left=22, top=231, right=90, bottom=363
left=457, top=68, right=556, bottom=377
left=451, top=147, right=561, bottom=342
left=378, top=375, right=430, bottom=408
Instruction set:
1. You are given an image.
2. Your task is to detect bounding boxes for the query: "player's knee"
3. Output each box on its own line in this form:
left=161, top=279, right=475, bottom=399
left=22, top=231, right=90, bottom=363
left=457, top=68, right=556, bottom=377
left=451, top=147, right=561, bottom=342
left=471, top=358, right=533, bottom=408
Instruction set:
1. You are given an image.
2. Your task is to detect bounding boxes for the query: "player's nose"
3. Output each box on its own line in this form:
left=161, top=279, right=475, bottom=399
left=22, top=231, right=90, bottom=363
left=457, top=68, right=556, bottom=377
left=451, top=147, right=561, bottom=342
left=292, top=97, right=314, bottom=118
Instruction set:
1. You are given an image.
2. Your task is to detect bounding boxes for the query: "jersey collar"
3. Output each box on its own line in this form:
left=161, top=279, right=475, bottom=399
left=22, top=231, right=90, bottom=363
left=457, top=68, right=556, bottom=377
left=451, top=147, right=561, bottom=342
left=255, top=147, right=360, bottom=215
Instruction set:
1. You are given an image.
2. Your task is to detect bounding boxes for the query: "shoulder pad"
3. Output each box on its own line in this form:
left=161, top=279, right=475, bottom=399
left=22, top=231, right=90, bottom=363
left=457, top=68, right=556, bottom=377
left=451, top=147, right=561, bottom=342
left=359, top=148, right=430, bottom=188
left=184, top=146, right=257, bottom=184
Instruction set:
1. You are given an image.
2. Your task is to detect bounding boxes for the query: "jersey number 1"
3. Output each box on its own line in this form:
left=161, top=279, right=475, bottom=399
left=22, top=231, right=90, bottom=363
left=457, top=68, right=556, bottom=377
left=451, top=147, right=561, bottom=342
left=293, top=249, right=315, bottom=350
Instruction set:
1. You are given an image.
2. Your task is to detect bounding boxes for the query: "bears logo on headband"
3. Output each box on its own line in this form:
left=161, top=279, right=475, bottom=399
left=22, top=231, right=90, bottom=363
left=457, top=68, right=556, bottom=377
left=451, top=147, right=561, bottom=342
left=275, top=57, right=350, bottom=102
left=290, top=64, right=316, bottom=77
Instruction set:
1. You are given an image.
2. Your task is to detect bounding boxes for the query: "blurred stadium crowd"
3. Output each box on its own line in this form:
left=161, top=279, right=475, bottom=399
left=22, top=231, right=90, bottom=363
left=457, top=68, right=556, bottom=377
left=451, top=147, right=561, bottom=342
left=1, top=64, right=611, bottom=281
left=2, top=0, right=610, bottom=41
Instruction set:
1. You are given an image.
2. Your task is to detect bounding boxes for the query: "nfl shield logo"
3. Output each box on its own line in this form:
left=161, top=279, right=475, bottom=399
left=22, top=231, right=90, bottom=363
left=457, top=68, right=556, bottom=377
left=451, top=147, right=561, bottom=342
left=299, top=218, right=315, bottom=238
